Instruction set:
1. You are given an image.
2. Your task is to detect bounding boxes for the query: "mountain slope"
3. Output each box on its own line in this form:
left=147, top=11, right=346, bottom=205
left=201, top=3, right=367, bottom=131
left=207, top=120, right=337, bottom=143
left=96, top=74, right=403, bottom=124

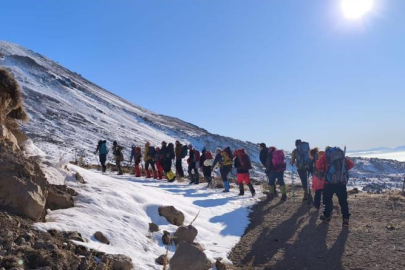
left=0, top=41, right=260, bottom=164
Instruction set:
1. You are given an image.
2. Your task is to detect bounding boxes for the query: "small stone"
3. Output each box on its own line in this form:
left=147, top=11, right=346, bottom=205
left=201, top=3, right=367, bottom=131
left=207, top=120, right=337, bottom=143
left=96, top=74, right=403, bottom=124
left=155, top=254, right=169, bottom=265
left=94, top=231, right=110, bottom=245
left=162, top=231, right=172, bottom=245
left=148, top=223, right=159, bottom=233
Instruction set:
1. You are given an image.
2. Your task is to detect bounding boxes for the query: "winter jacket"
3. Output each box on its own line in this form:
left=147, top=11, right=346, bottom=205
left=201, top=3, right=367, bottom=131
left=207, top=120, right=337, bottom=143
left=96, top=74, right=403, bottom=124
left=130, top=147, right=142, bottom=163
left=316, top=154, right=354, bottom=175
left=112, top=145, right=124, bottom=162
left=265, top=151, right=274, bottom=173
left=144, top=143, right=153, bottom=162
left=259, top=148, right=268, bottom=167
left=234, top=156, right=249, bottom=174
left=175, top=143, right=183, bottom=160
left=95, top=140, right=108, bottom=155
left=188, top=148, right=195, bottom=164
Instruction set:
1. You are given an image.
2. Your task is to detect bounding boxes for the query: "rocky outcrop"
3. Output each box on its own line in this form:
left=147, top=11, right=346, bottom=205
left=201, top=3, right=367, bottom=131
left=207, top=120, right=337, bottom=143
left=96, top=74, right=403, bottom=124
left=170, top=241, right=212, bottom=270
left=158, top=206, right=185, bottom=226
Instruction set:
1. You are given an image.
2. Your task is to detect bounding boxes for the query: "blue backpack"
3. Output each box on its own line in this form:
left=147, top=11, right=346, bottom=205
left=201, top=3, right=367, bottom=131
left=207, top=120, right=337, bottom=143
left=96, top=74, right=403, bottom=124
left=326, top=147, right=348, bottom=184
left=100, top=142, right=108, bottom=155
left=296, top=142, right=310, bottom=169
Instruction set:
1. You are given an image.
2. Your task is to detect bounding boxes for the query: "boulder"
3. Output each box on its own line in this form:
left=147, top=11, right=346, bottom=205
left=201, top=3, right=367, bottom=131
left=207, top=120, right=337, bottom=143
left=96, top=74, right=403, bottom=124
left=170, top=241, right=212, bottom=270
left=173, top=225, right=198, bottom=245
left=148, top=222, right=159, bottom=233
left=46, top=185, right=74, bottom=210
left=155, top=254, right=169, bottom=265
left=162, top=231, right=172, bottom=245
left=158, top=206, right=185, bottom=226
left=94, top=232, right=110, bottom=245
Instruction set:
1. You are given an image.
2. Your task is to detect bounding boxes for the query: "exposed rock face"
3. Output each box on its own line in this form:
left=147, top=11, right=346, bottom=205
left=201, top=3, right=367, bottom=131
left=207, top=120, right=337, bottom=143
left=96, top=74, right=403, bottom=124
left=170, top=241, right=212, bottom=270
left=173, top=225, right=198, bottom=245
left=158, top=206, right=185, bottom=226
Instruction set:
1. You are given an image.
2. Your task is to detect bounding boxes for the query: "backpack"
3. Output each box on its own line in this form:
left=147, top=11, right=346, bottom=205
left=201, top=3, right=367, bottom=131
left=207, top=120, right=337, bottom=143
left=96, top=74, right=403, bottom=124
left=194, top=150, right=201, bottom=163
left=100, top=142, right=108, bottom=155
left=325, top=147, right=348, bottom=184
left=135, top=147, right=142, bottom=157
left=220, top=152, right=233, bottom=166
left=296, top=142, right=311, bottom=169
left=272, top=150, right=286, bottom=172
left=204, top=151, right=213, bottom=160
left=235, top=149, right=252, bottom=170
left=223, top=147, right=233, bottom=160
left=181, top=145, right=188, bottom=158
left=148, top=146, right=156, bottom=159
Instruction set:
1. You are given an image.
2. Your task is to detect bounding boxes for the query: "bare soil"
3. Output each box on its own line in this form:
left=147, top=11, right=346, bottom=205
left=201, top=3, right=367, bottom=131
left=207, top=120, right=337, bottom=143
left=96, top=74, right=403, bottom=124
left=229, top=190, right=405, bottom=270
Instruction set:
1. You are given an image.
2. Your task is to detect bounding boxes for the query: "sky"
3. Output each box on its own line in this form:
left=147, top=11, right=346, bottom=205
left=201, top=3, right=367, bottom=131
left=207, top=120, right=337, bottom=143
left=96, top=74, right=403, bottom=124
left=1, top=0, right=405, bottom=151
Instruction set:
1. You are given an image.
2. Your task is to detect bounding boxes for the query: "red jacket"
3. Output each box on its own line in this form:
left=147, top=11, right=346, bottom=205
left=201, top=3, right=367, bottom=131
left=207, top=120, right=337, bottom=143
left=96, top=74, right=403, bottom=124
left=316, top=154, right=354, bottom=173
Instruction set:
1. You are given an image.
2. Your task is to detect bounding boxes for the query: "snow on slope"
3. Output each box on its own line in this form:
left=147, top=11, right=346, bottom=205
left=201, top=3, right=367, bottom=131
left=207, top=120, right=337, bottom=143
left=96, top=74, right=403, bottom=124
left=35, top=165, right=262, bottom=270
left=0, top=40, right=261, bottom=166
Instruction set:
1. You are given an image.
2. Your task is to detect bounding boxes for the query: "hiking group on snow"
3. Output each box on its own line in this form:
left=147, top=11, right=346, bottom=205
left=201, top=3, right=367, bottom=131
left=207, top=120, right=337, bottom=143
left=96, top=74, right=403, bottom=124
left=94, top=139, right=354, bottom=226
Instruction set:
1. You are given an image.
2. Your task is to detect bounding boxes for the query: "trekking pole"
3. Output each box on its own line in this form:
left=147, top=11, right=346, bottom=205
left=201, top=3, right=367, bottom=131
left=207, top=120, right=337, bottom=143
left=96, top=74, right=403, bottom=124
left=292, top=165, right=296, bottom=199
left=341, top=146, right=347, bottom=181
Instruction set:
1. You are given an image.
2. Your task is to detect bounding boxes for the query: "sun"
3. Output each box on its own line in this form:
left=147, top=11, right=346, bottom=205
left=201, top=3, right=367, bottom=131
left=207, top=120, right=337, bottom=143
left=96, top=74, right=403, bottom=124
left=341, top=0, right=374, bottom=19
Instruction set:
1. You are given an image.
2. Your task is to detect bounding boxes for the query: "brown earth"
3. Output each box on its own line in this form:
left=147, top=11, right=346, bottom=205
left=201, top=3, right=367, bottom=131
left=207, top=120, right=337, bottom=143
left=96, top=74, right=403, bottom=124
left=229, top=189, right=405, bottom=270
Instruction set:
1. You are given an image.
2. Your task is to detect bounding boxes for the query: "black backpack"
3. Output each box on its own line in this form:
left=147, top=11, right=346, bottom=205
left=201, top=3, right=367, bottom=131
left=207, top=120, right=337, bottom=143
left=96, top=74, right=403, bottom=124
left=181, top=145, right=188, bottom=158
left=149, top=146, right=156, bottom=158
left=326, top=147, right=348, bottom=184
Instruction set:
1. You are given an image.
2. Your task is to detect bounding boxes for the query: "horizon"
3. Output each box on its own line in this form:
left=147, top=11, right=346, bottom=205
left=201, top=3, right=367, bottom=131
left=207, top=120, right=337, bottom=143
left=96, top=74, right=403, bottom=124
left=1, top=0, right=405, bottom=152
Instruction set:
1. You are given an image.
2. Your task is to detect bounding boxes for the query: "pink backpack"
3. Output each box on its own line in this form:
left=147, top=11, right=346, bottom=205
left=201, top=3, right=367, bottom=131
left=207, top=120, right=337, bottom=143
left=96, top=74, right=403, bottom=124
left=272, top=150, right=286, bottom=172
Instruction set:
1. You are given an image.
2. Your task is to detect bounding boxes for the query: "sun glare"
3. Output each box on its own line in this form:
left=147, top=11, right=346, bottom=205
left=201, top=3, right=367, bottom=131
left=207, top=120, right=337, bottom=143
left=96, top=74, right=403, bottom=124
left=341, top=0, right=374, bottom=19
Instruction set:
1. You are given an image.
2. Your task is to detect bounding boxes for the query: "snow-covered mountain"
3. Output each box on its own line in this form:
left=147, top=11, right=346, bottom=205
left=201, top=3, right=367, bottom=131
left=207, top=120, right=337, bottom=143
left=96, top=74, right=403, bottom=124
left=1, top=40, right=405, bottom=191
left=0, top=41, right=260, bottom=164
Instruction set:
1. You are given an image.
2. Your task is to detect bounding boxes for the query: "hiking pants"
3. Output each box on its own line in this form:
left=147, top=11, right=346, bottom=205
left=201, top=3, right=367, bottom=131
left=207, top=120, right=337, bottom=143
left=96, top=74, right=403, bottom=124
left=298, top=168, right=309, bottom=191
left=116, top=160, right=123, bottom=174
left=237, top=172, right=250, bottom=185
left=314, top=189, right=324, bottom=208
left=269, top=171, right=285, bottom=186
left=99, top=154, right=107, bottom=172
left=323, top=184, right=350, bottom=219
left=188, top=162, right=199, bottom=183
left=203, top=166, right=212, bottom=184
left=176, top=159, right=184, bottom=177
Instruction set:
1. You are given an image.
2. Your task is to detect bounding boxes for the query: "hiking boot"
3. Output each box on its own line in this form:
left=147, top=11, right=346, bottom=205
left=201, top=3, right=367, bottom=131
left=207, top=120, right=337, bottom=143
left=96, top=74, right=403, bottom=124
left=280, top=194, right=287, bottom=201
left=342, top=218, right=350, bottom=227
left=238, top=193, right=244, bottom=196
left=238, top=184, right=244, bottom=196
left=222, top=190, right=230, bottom=193
left=268, top=193, right=274, bottom=201
left=312, top=202, right=320, bottom=210
left=274, top=186, right=279, bottom=197
left=320, top=215, right=331, bottom=223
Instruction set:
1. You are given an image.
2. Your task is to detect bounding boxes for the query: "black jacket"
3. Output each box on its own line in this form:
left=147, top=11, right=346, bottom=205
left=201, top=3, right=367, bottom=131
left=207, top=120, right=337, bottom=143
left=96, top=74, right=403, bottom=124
left=234, top=157, right=248, bottom=174
left=259, top=148, right=268, bottom=167
left=265, top=152, right=274, bottom=172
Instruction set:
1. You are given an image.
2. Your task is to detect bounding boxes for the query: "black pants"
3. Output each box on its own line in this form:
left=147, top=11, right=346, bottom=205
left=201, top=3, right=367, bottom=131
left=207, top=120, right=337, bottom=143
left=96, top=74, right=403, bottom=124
left=188, top=162, right=199, bottom=183
left=298, top=168, right=309, bottom=191
left=176, top=159, right=184, bottom=177
left=163, top=159, right=172, bottom=173
left=99, top=154, right=107, bottom=172
left=323, top=184, right=350, bottom=219
left=203, top=166, right=212, bottom=183
left=116, top=160, right=123, bottom=174
left=220, top=165, right=232, bottom=183
left=313, top=189, right=323, bottom=208
left=145, top=160, right=156, bottom=171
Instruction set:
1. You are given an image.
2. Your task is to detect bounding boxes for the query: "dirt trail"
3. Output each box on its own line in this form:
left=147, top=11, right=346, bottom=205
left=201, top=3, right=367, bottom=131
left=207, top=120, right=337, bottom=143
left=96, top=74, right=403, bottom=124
left=229, top=190, right=405, bottom=270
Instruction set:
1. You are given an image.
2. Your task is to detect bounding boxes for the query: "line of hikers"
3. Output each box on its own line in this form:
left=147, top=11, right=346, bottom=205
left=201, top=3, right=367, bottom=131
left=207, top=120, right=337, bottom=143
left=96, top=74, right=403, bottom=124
left=259, top=139, right=354, bottom=227
left=95, top=139, right=354, bottom=225
left=94, top=140, right=257, bottom=196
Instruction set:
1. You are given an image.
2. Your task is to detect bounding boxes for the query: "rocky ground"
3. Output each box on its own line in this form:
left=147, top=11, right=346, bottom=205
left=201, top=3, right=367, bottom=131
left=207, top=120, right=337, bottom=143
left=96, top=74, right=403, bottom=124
left=229, top=189, right=405, bottom=270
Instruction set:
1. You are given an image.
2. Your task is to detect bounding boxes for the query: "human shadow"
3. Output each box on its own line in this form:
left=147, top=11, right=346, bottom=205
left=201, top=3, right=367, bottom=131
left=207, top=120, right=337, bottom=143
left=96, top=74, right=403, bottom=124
left=193, top=197, right=237, bottom=208
left=209, top=207, right=253, bottom=236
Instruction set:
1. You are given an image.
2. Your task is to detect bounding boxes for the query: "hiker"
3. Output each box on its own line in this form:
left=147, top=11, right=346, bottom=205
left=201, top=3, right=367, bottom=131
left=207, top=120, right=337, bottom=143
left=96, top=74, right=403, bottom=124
left=310, top=148, right=325, bottom=209
left=164, top=143, right=176, bottom=182
left=144, top=142, right=158, bottom=179
left=290, top=139, right=313, bottom=202
left=95, top=140, right=108, bottom=173
left=175, top=141, right=186, bottom=178
left=112, top=141, right=124, bottom=175
left=200, top=148, right=214, bottom=187
left=212, top=147, right=233, bottom=192
left=187, top=145, right=200, bottom=184
left=129, top=145, right=142, bottom=177
left=233, top=149, right=256, bottom=196
left=316, top=146, right=354, bottom=226
left=259, top=143, right=278, bottom=197
left=155, top=147, right=164, bottom=180
left=266, top=147, right=287, bottom=201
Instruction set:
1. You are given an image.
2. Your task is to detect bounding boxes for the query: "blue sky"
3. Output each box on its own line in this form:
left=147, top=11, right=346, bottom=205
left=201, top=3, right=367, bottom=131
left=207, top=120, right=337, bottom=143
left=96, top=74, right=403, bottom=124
left=1, top=0, right=404, bottom=151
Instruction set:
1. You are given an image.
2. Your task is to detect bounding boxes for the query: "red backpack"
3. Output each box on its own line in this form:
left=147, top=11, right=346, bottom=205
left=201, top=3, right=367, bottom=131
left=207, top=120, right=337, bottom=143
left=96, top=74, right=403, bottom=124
left=272, top=150, right=286, bottom=172
left=235, top=149, right=252, bottom=170
left=204, top=151, right=213, bottom=160
left=194, top=150, right=201, bottom=163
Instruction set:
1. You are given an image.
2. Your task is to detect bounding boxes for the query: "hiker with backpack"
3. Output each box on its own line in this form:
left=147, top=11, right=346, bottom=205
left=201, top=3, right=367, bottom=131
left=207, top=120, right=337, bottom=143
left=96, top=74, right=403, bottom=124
left=200, top=148, right=214, bottom=187
left=144, top=142, right=158, bottom=179
left=233, top=149, right=256, bottom=197
left=212, top=147, right=233, bottom=193
left=290, top=140, right=313, bottom=202
left=155, top=147, right=164, bottom=180
left=163, top=143, right=176, bottom=182
left=187, top=145, right=200, bottom=184
left=129, top=145, right=142, bottom=177
left=266, top=147, right=287, bottom=201
left=112, top=141, right=124, bottom=175
left=259, top=143, right=278, bottom=197
left=316, top=146, right=354, bottom=226
left=95, top=140, right=108, bottom=173
left=310, top=148, right=325, bottom=209
left=175, top=141, right=186, bottom=178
